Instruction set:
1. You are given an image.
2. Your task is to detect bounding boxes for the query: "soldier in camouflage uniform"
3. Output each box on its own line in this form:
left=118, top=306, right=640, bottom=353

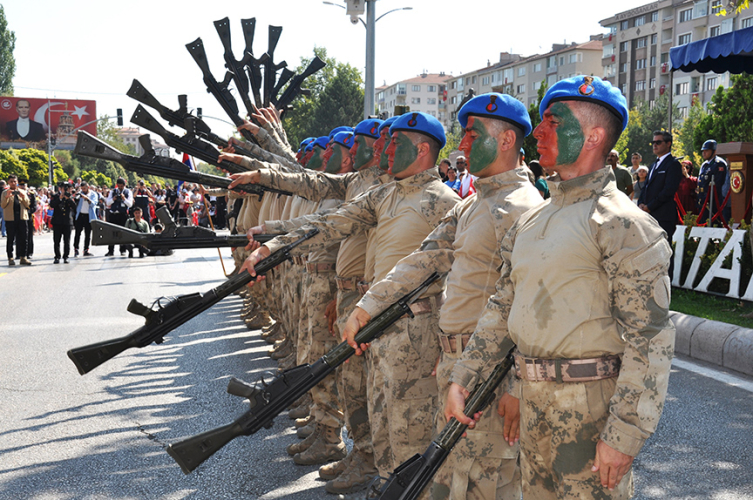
left=353, top=93, right=543, bottom=500
left=235, top=113, right=459, bottom=495
left=446, top=76, right=675, bottom=500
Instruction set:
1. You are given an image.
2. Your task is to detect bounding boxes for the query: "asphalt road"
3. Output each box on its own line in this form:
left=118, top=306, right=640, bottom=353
left=1, top=232, right=752, bottom=500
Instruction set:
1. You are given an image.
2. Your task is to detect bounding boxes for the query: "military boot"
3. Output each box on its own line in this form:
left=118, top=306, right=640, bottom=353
left=325, top=449, right=379, bottom=494
left=295, top=414, right=315, bottom=429
left=287, top=422, right=321, bottom=456
left=297, top=419, right=317, bottom=439
left=277, top=352, right=297, bottom=371
left=293, top=424, right=347, bottom=465
left=288, top=394, right=312, bottom=416
left=260, top=321, right=279, bottom=338
left=270, top=340, right=293, bottom=361
left=265, top=327, right=286, bottom=344
left=240, top=304, right=258, bottom=319
left=268, top=337, right=290, bottom=355
left=245, top=310, right=272, bottom=330
left=319, top=451, right=351, bottom=480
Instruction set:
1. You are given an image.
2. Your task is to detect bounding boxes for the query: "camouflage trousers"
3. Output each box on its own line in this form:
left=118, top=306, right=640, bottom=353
left=519, top=377, right=633, bottom=499
left=296, top=267, right=312, bottom=366
left=431, top=348, right=521, bottom=500
left=366, top=308, right=440, bottom=484
left=304, top=270, right=344, bottom=429
left=335, top=288, right=373, bottom=455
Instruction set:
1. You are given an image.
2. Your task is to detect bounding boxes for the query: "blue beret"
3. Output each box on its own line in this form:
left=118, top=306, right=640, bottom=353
left=333, top=131, right=355, bottom=149
left=702, top=140, right=717, bottom=151
left=312, top=136, right=330, bottom=150
left=540, top=75, right=628, bottom=131
left=458, top=92, right=532, bottom=137
left=329, top=126, right=354, bottom=140
left=300, top=137, right=316, bottom=148
left=354, top=119, right=384, bottom=139
left=379, top=116, right=399, bottom=134
left=389, top=112, right=446, bottom=149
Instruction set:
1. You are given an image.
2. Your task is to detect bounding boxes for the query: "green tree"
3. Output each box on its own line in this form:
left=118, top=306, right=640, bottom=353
left=522, top=81, right=548, bottom=162
left=0, top=149, right=26, bottom=179
left=0, top=5, right=15, bottom=96
left=677, top=98, right=707, bottom=164
left=718, top=0, right=750, bottom=15
left=438, top=127, right=461, bottom=161
left=283, top=47, right=365, bottom=147
left=16, top=148, right=63, bottom=186
left=613, top=93, right=680, bottom=163
left=696, top=74, right=753, bottom=147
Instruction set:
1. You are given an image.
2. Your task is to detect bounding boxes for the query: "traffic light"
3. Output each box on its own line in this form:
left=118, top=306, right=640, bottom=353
left=197, top=107, right=203, bottom=119
left=116, top=108, right=123, bottom=126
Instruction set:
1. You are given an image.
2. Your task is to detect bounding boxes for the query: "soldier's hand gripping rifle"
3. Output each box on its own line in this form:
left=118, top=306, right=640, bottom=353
left=185, top=37, right=258, bottom=144
left=90, top=206, right=277, bottom=251
left=166, top=272, right=442, bottom=474
left=126, top=79, right=258, bottom=160
left=375, top=340, right=516, bottom=500
left=74, top=131, right=294, bottom=201
left=66, top=229, right=319, bottom=375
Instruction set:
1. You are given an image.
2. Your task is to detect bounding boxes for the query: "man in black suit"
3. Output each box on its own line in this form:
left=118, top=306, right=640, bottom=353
left=638, top=130, right=683, bottom=277
left=6, top=100, right=46, bottom=142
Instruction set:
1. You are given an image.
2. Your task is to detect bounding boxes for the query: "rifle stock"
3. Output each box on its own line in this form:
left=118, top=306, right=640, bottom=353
left=375, top=341, right=516, bottom=500
left=276, top=56, right=327, bottom=110
left=214, top=17, right=256, bottom=117
left=165, top=272, right=442, bottom=474
left=66, top=229, right=319, bottom=375
left=263, top=25, right=285, bottom=107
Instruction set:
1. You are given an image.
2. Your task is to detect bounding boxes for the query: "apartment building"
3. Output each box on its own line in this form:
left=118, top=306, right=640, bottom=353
left=600, top=0, right=751, bottom=118
left=375, top=73, right=452, bottom=121
left=443, top=40, right=603, bottom=130
left=116, top=127, right=169, bottom=157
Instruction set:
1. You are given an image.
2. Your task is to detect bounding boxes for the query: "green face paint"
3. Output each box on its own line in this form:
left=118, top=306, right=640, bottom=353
left=353, top=135, right=374, bottom=170
left=307, top=147, right=324, bottom=170
left=390, top=132, right=418, bottom=175
left=379, top=136, right=392, bottom=171
left=468, top=118, right=498, bottom=174
left=551, top=102, right=585, bottom=166
left=325, top=145, right=344, bottom=173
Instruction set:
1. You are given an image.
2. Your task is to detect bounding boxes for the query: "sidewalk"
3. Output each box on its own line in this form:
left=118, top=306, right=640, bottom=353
left=671, top=311, right=753, bottom=377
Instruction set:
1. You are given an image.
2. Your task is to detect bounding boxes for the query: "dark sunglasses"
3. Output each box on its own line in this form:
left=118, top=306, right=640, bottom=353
left=652, top=140, right=667, bottom=145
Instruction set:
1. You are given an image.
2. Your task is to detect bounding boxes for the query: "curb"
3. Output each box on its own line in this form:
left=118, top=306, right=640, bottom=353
left=670, top=311, right=753, bottom=377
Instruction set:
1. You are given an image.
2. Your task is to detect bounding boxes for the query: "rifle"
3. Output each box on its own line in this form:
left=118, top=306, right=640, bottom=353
left=166, top=272, right=442, bottom=474
left=262, top=25, right=286, bottom=107
left=375, top=341, right=516, bottom=500
left=130, top=105, right=248, bottom=174
left=126, top=79, right=259, bottom=160
left=185, top=37, right=257, bottom=144
left=90, top=207, right=277, bottom=250
left=240, top=17, right=265, bottom=108
left=214, top=17, right=256, bottom=117
left=74, top=131, right=294, bottom=201
left=66, top=229, right=319, bottom=375
left=275, top=56, right=327, bottom=110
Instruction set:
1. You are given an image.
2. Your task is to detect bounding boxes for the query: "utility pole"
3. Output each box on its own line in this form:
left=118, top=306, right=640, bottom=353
left=364, top=0, right=376, bottom=119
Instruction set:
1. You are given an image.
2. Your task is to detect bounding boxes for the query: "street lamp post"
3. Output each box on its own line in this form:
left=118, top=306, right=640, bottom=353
left=323, top=1, right=412, bottom=119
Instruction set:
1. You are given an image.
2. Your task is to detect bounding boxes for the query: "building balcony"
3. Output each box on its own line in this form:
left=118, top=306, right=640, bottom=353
left=546, top=66, right=557, bottom=75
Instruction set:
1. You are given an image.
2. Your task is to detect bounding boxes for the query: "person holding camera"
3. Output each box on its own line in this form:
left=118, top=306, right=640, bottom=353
left=18, top=179, right=36, bottom=259
left=50, top=182, right=77, bottom=264
left=74, top=181, right=98, bottom=257
left=1, top=174, right=31, bottom=266
left=124, top=207, right=149, bottom=258
left=105, top=177, right=133, bottom=256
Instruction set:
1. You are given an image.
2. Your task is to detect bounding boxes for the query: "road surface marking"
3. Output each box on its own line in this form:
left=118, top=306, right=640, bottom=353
left=673, top=357, right=753, bottom=394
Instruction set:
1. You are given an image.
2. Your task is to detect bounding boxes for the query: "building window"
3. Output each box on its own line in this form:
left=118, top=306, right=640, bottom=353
left=471, top=76, right=477, bottom=84
left=636, top=80, right=646, bottom=91
left=411, top=97, right=421, bottom=104
left=548, top=56, right=557, bottom=68
left=651, top=34, right=657, bottom=44
left=679, top=9, right=693, bottom=22
left=676, top=82, right=689, bottom=94
left=650, top=99, right=656, bottom=109
left=517, top=83, right=526, bottom=93
left=620, top=62, right=629, bottom=73
left=482, top=76, right=490, bottom=86
left=678, top=107, right=688, bottom=119
left=450, top=96, right=457, bottom=104
left=636, top=16, right=645, bottom=26
left=636, top=59, right=647, bottom=69
left=518, top=67, right=526, bottom=76
left=678, top=33, right=692, bottom=45
left=412, top=85, right=421, bottom=92
left=650, top=56, right=657, bottom=66
left=533, top=81, right=542, bottom=90
left=569, top=53, right=578, bottom=63
left=621, top=20, right=629, bottom=30
left=621, top=83, right=627, bottom=94
left=620, top=41, right=629, bottom=52
left=427, top=85, right=436, bottom=92
left=559, top=56, right=565, bottom=66
left=451, top=81, right=457, bottom=90
left=427, top=98, right=437, bottom=105
left=398, top=84, right=406, bottom=95
left=712, top=0, right=723, bottom=14
left=547, top=74, right=557, bottom=86
left=706, top=77, right=718, bottom=90
left=651, top=11, right=659, bottom=22
left=650, top=78, right=656, bottom=88
left=636, top=37, right=647, bottom=48
left=710, top=25, right=721, bottom=37
left=533, top=62, right=542, bottom=72
left=743, top=18, right=753, bottom=29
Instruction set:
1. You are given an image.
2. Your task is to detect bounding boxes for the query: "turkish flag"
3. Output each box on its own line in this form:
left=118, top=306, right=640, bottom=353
left=0, top=96, right=97, bottom=144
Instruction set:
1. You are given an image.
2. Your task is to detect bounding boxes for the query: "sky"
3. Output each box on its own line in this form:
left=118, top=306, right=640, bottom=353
left=5, top=0, right=652, bottom=140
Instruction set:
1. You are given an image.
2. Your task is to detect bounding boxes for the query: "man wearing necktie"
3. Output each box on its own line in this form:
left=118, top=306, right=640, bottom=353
left=638, top=130, right=682, bottom=278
